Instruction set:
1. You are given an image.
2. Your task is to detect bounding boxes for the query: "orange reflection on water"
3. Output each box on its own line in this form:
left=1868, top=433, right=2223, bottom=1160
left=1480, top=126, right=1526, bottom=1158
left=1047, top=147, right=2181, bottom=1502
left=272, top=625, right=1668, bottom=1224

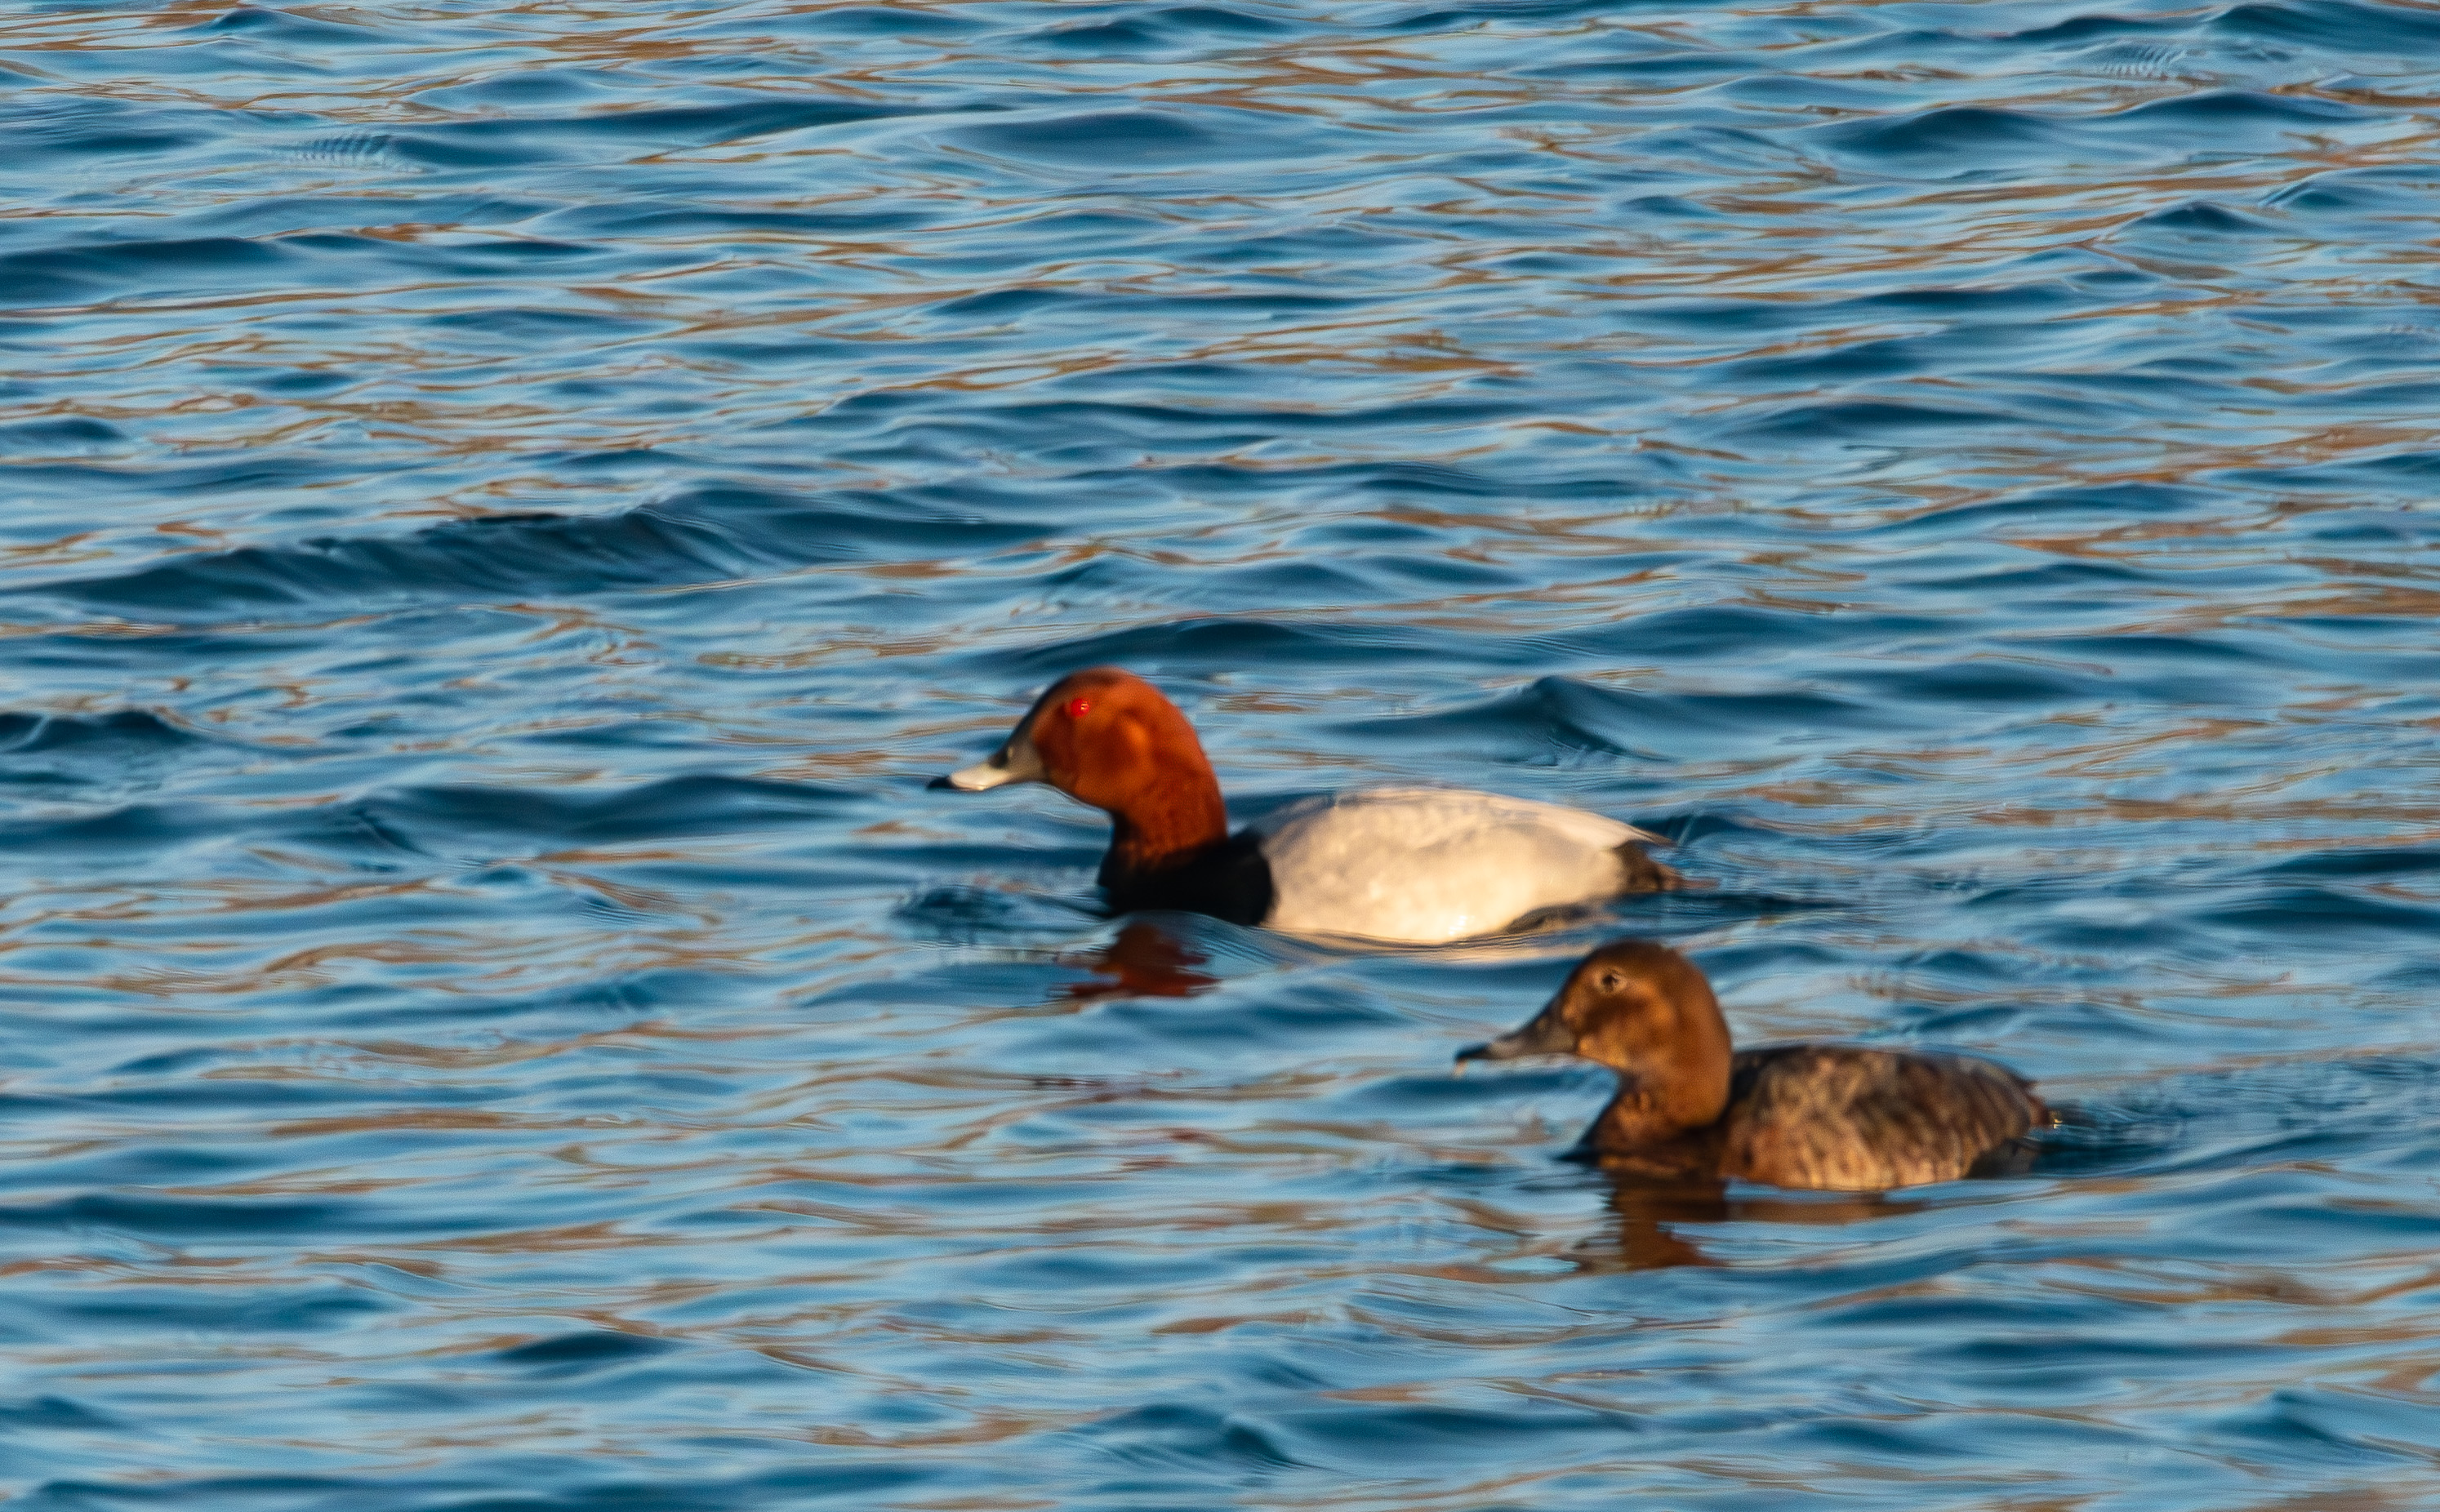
left=1053, top=920, right=1218, bottom=1004
left=1592, top=1172, right=1927, bottom=1273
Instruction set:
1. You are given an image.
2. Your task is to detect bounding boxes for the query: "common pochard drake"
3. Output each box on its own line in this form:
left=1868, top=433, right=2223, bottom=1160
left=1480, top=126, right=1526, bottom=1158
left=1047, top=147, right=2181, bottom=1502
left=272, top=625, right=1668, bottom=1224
left=930, top=667, right=1678, bottom=945
left=1460, top=941, right=2047, bottom=1190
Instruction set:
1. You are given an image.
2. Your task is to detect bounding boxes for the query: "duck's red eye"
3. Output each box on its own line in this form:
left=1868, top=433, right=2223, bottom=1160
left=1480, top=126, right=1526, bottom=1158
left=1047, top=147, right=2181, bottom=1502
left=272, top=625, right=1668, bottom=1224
left=1064, top=697, right=1092, bottom=718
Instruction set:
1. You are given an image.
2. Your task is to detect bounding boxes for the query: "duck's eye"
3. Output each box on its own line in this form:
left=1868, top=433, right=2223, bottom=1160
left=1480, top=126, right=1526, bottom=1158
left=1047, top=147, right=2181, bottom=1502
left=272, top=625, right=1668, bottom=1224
left=1064, top=698, right=1092, bottom=718
left=1597, top=970, right=1623, bottom=993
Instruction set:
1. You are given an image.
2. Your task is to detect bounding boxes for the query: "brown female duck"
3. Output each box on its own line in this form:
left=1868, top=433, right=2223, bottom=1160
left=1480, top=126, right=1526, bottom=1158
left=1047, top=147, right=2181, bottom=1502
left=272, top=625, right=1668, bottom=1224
left=1459, top=940, right=2046, bottom=1191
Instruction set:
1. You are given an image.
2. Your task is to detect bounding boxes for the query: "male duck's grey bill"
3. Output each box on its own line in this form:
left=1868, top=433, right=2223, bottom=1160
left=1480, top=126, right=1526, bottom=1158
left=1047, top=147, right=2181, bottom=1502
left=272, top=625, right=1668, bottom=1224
left=929, top=727, right=1047, bottom=792
left=933, top=759, right=1017, bottom=792
left=1454, top=1001, right=1577, bottom=1064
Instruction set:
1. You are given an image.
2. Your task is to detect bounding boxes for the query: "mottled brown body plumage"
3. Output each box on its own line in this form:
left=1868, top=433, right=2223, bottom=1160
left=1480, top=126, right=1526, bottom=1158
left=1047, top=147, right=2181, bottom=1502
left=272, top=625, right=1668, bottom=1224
left=1458, top=941, right=2046, bottom=1192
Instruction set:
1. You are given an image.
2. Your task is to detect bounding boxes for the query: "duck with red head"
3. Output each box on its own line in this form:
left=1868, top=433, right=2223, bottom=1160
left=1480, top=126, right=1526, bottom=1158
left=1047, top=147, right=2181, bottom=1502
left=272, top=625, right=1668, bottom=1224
left=933, top=667, right=1679, bottom=945
left=1460, top=940, right=2047, bottom=1190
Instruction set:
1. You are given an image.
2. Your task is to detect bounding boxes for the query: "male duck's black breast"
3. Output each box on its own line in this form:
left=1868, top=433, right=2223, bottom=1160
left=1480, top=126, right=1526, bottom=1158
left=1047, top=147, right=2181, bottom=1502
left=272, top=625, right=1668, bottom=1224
left=1719, top=1045, right=2046, bottom=1191
left=1101, top=828, right=1276, bottom=927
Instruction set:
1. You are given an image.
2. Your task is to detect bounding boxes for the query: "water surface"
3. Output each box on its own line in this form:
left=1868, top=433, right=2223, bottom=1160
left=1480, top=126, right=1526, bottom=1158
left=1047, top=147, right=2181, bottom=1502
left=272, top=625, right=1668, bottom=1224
left=3, top=0, right=2439, bottom=1506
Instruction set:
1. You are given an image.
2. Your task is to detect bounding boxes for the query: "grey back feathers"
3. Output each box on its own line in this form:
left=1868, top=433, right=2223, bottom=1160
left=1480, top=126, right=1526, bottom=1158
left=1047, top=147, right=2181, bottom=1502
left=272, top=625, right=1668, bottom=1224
left=1721, top=1046, right=2046, bottom=1190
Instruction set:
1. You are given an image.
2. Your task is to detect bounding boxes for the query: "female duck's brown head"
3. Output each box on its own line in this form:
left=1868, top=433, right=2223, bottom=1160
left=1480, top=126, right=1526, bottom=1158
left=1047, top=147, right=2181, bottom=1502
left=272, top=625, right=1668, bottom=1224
left=931, top=667, right=1231, bottom=878
left=1458, top=939, right=1734, bottom=1136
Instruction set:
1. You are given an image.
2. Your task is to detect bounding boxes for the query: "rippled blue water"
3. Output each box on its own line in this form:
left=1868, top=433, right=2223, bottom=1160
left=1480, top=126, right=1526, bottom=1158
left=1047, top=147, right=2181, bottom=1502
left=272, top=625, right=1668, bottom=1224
left=4, top=0, right=2439, bottom=1505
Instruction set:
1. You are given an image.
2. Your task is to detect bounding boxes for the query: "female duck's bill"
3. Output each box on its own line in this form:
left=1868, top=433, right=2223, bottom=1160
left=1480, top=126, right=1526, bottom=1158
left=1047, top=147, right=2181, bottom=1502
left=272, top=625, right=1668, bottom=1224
left=1460, top=940, right=2047, bottom=1191
left=931, top=667, right=1681, bottom=946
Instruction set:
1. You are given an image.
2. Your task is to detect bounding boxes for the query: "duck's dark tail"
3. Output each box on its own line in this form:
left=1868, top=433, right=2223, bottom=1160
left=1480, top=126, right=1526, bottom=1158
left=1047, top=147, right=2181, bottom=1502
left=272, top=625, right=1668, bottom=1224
left=1616, top=840, right=1683, bottom=893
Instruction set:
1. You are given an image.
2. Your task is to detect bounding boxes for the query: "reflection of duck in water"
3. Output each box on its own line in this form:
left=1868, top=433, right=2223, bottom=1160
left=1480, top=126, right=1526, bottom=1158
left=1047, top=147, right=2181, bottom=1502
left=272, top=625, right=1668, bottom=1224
left=1592, top=1173, right=1934, bottom=1271
left=1055, top=919, right=1218, bottom=1004
left=1460, top=940, right=2047, bottom=1192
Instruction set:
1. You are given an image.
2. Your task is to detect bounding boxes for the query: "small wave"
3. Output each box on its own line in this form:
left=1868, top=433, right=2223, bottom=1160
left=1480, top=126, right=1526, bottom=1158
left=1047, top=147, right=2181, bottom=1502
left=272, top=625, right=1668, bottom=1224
left=198, top=5, right=381, bottom=42
left=974, top=616, right=1467, bottom=683
left=0, top=235, right=296, bottom=310
left=1394, top=0, right=1642, bottom=30
left=342, top=774, right=860, bottom=852
left=2003, top=14, right=2183, bottom=44
left=1038, top=15, right=1227, bottom=52
left=2, top=96, right=206, bottom=168
left=1330, top=674, right=1890, bottom=768
left=790, top=5, right=988, bottom=37
left=2211, top=0, right=2440, bottom=50
left=0, top=416, right=128, bottom=454
left=2117, top=201, right=2287, bottom=238
left=16, top=485, right=1049, bottom=621
left=2265, top=166, right=2440, bottom=216
left=2208, top=881, right=2440, bottom=942
left=1814, top=89, right=2373, bottom=181
left=2100, top=87, right=2371, bottom=137
left=0, top=710, right=225, bottom=796
left=1720, top=398, right=2016, bottom=441
left=0, top=1191, right=358, bottom=1239
left=2255, top=844, right=2440, bottom=882
left=1842, top=657, right=2111, bottom=711
left=492, top=1330, right=679, bottom=1372
left=0, top=774, right=861, bottom=866
left=1877, top=480, right=2218, bottom=536
left=534, top=201, right=933, bottom=239
left=0, top=709, right=204, bottom=757
left=951, top=107, right=1315, bottom=169
left=381, top=97, right=943, bottom=169
left=1812, top=105, right=2071, bottom=170
left=1564, top=603, right=1945, bottom=665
